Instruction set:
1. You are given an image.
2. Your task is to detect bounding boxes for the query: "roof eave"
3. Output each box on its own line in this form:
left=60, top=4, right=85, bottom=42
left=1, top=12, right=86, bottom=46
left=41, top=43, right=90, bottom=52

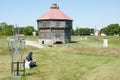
left=37, top=19, right=73, bottom=21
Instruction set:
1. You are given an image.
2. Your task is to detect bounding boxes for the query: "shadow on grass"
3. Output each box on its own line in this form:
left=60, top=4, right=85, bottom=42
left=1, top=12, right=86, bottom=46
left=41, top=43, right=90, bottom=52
left=3, top=70, right=42, bottom=80
left=70, top=41, right=78, bottom=43
left=25, top=71, right=41, bottom=76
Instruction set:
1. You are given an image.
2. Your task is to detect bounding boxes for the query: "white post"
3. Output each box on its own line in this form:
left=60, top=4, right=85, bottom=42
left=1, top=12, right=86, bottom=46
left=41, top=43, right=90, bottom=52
left=32, top=32, right=36, bottom=36
left=85, top=36, right=87, bottom=40
left=103, top=39, right=108, bottom=47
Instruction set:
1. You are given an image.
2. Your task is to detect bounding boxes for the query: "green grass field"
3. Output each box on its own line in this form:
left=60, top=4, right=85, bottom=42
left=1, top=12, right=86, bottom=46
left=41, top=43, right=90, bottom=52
left=0, top=36, right=120, bottom=80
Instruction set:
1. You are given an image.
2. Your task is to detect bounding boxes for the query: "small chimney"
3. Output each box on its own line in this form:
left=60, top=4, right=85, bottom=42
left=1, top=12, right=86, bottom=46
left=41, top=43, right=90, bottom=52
left=51, top=3, right=59, bottom=9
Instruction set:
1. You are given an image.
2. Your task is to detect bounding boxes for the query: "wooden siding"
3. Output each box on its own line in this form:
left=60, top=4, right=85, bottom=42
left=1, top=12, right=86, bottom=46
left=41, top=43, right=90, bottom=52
left=38, top=20, right=72, bottom=29
left=37, top=20, right=72, bottom=44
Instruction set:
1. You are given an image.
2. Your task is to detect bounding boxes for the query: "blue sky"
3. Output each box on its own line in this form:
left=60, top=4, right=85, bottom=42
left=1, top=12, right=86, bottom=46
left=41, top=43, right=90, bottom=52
left=0, top=0, right=120, bottom=30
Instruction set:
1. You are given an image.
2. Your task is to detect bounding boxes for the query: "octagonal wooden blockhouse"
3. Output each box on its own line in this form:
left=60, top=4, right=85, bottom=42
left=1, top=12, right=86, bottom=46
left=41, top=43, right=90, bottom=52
left=37, top=3, right=73, bottom=44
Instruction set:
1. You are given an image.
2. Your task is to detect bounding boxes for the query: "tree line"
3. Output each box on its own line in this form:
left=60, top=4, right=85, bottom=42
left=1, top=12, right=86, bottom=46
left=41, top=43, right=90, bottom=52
left=71, top=27, right=94, bottom=36
left=72, top=23, right=120, bottom=36
left=0, top=22, right=38, bottom=36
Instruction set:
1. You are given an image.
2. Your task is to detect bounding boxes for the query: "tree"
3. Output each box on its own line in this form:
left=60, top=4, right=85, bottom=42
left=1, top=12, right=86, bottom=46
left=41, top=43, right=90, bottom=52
left=0, top=22, right=37, bottom=36
left=19, top=27, right=24, bottom=34
left=34, top=29, right=39, bottom=35
left=0, top=22, right=7, bottom=32
left=71, top=29, right=75, bottom=35
left=101, top=24, right=120, bottom=36
left=75, top=27, right=79, bottom=35
left=11, top=26, right=24, bottom=35
left=23, top=26, right=34, bottom=35
left=0, top=22, right=13, bottom=35
left=74, top=27, right=94, bottom=36
left=80, top=28, right=93, bottom=36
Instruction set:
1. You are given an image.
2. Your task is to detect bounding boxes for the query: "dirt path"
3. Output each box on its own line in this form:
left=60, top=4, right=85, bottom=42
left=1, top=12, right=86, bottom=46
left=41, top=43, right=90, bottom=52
left=25, top=40, right=44, bottom=48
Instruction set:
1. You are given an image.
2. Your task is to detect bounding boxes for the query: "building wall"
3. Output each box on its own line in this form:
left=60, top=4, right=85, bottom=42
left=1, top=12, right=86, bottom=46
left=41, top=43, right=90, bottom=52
left=37, top=20, right=72, bottom=44
left=65, top=29, right=71, bottom=43
left=38, top=20, right=72, bottom=28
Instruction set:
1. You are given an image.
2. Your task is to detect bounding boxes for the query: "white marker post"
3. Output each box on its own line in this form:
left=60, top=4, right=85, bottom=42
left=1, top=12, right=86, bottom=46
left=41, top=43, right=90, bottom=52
left=103, top=39, right=108, bottom=47
left=33, top=32, right=36, bottom=36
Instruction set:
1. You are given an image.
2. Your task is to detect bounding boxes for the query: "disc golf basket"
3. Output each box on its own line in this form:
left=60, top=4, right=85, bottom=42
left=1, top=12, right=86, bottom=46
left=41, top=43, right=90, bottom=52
left=8, top=26, right=25, bottom=78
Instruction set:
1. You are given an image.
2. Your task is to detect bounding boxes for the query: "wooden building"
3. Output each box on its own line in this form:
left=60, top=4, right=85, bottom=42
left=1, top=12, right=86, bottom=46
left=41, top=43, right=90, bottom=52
left=37, top=3, right=73, bottom=44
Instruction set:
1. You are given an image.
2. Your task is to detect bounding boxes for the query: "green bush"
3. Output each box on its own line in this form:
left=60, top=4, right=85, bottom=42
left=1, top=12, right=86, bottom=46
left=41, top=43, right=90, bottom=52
left=23, top=26, right=34, bottom=35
